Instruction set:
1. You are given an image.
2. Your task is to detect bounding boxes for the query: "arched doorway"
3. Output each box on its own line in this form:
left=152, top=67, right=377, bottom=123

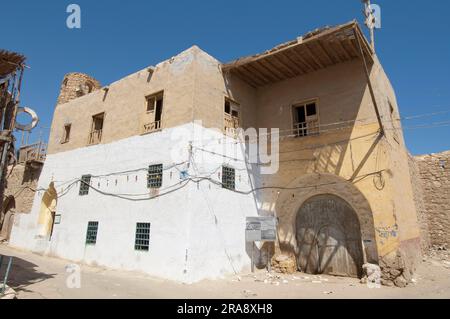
left=0, top=196, right=16, bottom=241
left=296, top=194, right=364, bottom=278
left=37, top=182, right=57, bottom=238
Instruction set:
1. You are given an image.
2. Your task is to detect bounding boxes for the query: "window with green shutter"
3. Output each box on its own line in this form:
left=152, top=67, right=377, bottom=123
left=135, top=222, right=151, bottom=251
left=222, top=166, right=235, bottom=190
left=85, top=221, right=99, bottom=245
left=79, top=175, right=92, bottom=196
left=147, top=164, right=163, bottom=188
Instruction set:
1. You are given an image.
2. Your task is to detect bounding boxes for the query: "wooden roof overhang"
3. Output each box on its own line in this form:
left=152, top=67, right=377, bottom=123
left=221, top=21, right=374, bottom=88
left=0, top=50, right=26, bottom=79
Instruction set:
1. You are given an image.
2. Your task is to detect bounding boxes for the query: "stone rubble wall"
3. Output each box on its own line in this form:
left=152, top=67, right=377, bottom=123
left=414, top=151, right=450, bottom=249
left=57, top=73, right=101, bottom=105
left=4, top=164, right=42, bottom=213
left=408, top=153, right=430, bottom=252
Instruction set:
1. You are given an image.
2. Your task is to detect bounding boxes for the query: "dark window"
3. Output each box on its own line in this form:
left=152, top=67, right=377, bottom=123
left=89, top=113, right=104, bottom=145
left=62, top=124, right=71, bottom=143
left=147, top=164, right=163, bottom=188
left=79, top=175, right=92, bottom=196
left=155, top=97, right=163, bottom=123
left=135, top=222, right=150, bottom=251
left=295, top=106, right=306, bottom=123
left=222, top=166, right=235, bottom=190
left=86, top=83, right=93, bottom=93
left=306, top=103, right=317, bottom=116
left=92, top=113, right=104, bottom=131
left=146, top=96, right=155, bottom=112
left=224, top=100, right=231, bottom=114
left=293, top=101, right=319, bottom=138
left=85, top=221, right=99, bottom=245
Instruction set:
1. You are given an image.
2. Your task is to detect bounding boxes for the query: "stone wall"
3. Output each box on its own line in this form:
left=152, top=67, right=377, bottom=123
left=408, top=153, right=429, bottom=251
left=4, top=164, right=42, bottom=213
left=0, top=164, right=42, bottom=241
left=414, top=151, right=450, bottom=249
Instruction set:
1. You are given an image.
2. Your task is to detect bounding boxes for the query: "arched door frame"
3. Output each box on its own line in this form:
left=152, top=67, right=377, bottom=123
left=275, top=173, right=379, bottom=266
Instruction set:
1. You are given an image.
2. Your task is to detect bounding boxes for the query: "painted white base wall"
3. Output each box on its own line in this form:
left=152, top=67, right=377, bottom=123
left=9, top=123, right=260, bottom=283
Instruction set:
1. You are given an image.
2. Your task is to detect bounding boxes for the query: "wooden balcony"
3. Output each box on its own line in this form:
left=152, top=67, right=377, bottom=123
left=293, top=120, right=319, bottom=137
left=88, top=129, right=102, bottom=145
left=18, top=142, right=47, bottom=165
left=143, top=121, right=161, bottom=134
left=224, top=114, right=240, bottom=137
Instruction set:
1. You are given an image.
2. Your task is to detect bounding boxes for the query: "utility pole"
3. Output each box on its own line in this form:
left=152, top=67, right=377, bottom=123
left=0, top=51, right=38, bottom=216
left=362, top=0, right=379, bottom=52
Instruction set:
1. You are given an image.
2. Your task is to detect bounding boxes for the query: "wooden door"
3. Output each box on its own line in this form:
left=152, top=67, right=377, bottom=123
left=296, top=194, right=364, bottom=278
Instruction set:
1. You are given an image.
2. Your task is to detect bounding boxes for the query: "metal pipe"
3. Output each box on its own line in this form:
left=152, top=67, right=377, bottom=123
left=353, top=27, right=384, bottom=135
left=1, top=256, right=13, bottom=294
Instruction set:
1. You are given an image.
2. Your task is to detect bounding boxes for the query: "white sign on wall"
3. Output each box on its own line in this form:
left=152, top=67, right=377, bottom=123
left=245, top=216, right=277, bottom=242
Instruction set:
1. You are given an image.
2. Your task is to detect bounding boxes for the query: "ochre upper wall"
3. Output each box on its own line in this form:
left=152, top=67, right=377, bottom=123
left=48, top=45, right=400, bottom=157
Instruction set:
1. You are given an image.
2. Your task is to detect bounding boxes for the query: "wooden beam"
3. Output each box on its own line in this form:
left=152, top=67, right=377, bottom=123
left=249, top=62, right=279, bottom=82
left=244, top=63, right=273, bottom=84
left=233, top=69, right=259, bottom=88
left=344, top=38, right=360, bottom=58
left=270, top=55, right=298, bottom=78
left=335, top=38, right=352, bottom=60
left=280, top=51, right=307, bottom=74
left=316, top=41, right=336, bottom=65
left=304, top=44, right=325, bottom=69
left=255, top=60, right=285, bottom=81
left=221, top=21, right=357, bottom=71
left=242, top=64, right=269, bottom=85
left=290, top=48, right=317, bottom=72
left=321, top=39, right=344, bottom=64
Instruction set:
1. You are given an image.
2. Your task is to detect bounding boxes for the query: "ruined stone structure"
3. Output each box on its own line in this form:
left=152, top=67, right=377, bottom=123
left=57, top=73, right=101, bottom=105
left=7, top=21, right=429, bottom=286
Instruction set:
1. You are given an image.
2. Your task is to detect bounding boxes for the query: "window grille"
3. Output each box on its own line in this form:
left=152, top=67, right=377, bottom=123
left=135, top=222, right=151, bottom=251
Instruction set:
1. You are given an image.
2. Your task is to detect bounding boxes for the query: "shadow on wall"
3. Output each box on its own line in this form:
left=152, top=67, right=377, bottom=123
left=21, top=165, right=43, bottom=184
left=275, top=173, right=379, bottom=267
left=0, top=255, right=56, bottom=294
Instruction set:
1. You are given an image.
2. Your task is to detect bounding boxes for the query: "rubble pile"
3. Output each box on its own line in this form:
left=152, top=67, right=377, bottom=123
left=271, top=255, right=297, bottom=274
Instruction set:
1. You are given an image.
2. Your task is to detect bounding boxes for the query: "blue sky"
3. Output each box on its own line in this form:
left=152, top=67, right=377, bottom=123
left=2, top=0, right=449, bottom=155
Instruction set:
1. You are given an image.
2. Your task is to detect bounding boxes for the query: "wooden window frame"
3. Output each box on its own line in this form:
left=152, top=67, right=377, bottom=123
left=292, top=99, right=320, bottom=138
left=143, top=91, right=164, bottom=133
left=88, top=112, right=105, bottom=145
left=224, top=97, right=240, bottom=137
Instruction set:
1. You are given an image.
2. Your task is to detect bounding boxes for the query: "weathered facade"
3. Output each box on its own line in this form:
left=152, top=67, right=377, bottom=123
left=414, top=151, right=450, bottom=250
left=7, top=21, right=428, bottom=285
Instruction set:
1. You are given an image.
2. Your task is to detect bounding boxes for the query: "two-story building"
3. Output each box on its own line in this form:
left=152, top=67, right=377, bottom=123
left=9, top=21, right=421, bottom=286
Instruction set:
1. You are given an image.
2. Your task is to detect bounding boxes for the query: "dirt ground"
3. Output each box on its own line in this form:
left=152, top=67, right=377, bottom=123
left=1, top=244, right=449, bottom=299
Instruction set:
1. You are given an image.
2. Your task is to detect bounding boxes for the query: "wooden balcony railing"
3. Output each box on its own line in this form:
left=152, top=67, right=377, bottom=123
left=18, top=142, right=47, bottom=164
left=143, top=121, right=162, bottom=134
left=224, top=114, right=240, bottom=137
left=88, top=129, right=102, bottom=145
left=293, top=120, right=319, bottom=137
